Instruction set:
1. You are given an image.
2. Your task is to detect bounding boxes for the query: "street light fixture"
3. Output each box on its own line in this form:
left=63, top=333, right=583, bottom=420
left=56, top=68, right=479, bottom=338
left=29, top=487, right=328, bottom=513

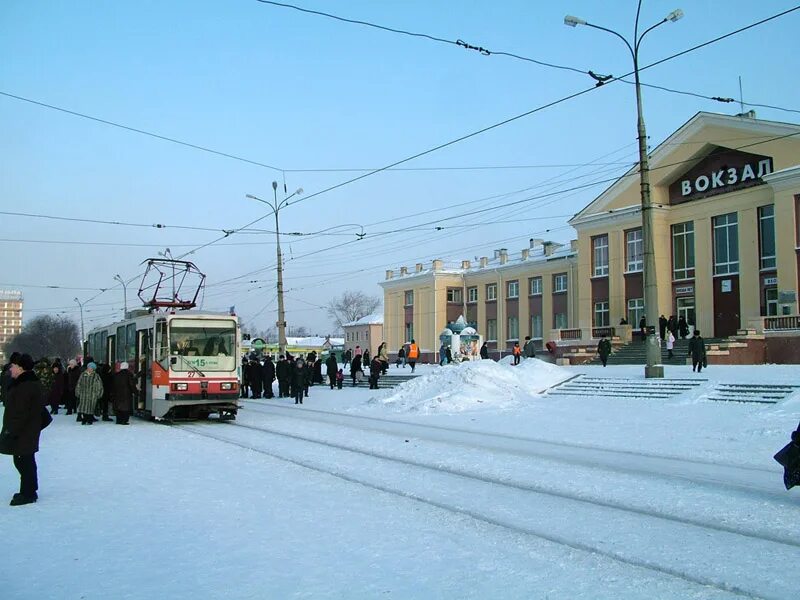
left=73, top=297, right=85, bottom=347
left=114, top=274, right=128, bottom=317
left=246, top=183, right=303, bottom=356
left=565, top=6, right=683, bottom=378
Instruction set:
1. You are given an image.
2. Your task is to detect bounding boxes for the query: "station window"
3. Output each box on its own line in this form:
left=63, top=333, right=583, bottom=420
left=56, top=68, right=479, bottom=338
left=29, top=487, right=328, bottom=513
left=627, top=298, right=644, bottom=326
left=594, top=301, right=609, bottom=327
left=672, top=221, right=695, bottom=280
left=553, top=313, right=568, bottom=330
left=530, top=314, right=543, bottom=339
left=404, top=290, right=414, bottom=306
left=507, top=281, right=519, bottom=299
left=404, top=322, right=413, bottom=343
left=758, top=205, right=776, bottom=270
left=467, top=287, right=478, bottom=303
left=765, top=288, right=778, bottom=316
left=553, top=273, right=568, bottom=293
left=507, top=316, right=519, bottom=340
left=529, top=277, right=542, bottom=296
left=486, top=318, right=497, bottom=341
left=592, top=234, right=609, bottom=277
left=626, top=229, right=643, bottom=272
left=447, top=288, right=463, bottom=303
left=713, top=212, right=739, bottom=275
left=486, top=284, right=497, bottom=301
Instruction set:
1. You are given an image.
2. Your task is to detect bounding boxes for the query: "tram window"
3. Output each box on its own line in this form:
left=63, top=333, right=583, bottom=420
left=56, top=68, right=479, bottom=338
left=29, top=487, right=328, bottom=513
left=126, top=324, right=136, bottom=362
left=99, top=331, right=107, bottom=362
left=108, top=335, right=116, bottom=365
left=116, top=326, right=126, bottom=361
left=155, top=319, right=169, bottom=369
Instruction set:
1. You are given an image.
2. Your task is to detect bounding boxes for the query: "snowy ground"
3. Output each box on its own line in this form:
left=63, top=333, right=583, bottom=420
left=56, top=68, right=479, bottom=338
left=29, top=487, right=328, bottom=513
left=2, top=359, right=799, bottom=599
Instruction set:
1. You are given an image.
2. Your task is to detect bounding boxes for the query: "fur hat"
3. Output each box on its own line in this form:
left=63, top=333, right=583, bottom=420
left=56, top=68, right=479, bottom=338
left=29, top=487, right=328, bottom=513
left=87, top=362, right=97, bottom=370
left=11, top=353, right=35, bottom=371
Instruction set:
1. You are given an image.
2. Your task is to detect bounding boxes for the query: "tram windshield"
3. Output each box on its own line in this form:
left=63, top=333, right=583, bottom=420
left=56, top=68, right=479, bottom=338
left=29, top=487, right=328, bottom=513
left=169, top=318, right=236, bottom=372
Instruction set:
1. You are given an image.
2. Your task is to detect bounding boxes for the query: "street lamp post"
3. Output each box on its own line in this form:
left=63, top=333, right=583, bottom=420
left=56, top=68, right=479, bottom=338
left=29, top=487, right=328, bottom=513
left=73, top=297, right=85, bottom=346
left=114, top=274, right=128, bottom=317
left=565, top=7, right=683, bottom=378
left=246, top=183, right=303, bottom=356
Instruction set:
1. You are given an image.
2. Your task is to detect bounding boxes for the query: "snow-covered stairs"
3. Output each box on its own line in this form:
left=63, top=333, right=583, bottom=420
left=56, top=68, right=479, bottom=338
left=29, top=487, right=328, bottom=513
left=705, top=383, right=800, bottom=404
left=545, top=375, right=706, bottom=399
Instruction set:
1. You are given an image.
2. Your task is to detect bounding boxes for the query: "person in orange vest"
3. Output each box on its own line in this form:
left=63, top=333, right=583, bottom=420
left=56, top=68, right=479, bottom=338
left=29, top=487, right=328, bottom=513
left=512, top=342, right=521, bottom=365
left=407, top=340, right=419, bottom=373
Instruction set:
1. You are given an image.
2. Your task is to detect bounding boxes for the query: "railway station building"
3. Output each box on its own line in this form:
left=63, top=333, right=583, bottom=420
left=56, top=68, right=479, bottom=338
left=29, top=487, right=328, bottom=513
left=379, top=112, right=800, bottom=362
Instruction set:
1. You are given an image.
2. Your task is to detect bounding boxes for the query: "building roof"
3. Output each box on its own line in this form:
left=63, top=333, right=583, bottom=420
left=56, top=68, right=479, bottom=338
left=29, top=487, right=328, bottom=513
left=343, top=314, right=384, bottom=327
left=286, top=336, right=344, bottom=347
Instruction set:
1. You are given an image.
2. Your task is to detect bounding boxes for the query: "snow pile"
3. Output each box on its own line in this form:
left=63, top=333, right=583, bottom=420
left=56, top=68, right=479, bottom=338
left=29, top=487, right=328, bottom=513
left=367, top=358, right=572, bottom=414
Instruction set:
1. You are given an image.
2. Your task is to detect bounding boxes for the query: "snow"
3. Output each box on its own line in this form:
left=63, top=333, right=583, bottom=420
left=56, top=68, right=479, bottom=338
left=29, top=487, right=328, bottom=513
left=2, top=361, right=800, bottom=599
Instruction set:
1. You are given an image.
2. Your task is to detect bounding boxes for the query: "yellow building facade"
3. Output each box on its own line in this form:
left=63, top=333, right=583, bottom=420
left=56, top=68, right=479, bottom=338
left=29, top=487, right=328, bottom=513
left=380, top=112, right=800, bottom=359
left=570, top=112, right=800, bottom=339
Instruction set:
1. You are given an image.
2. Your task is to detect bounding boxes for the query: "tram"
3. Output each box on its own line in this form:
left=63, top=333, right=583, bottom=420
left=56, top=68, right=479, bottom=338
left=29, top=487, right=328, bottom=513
left=83, top=258, right=240, bottom=420
left=85, top=310, right=240, bottom=420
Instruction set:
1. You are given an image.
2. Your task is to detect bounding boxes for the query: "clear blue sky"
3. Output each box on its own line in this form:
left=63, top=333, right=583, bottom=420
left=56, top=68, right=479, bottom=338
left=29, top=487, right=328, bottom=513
left=2, top=0, right=799, bottom=335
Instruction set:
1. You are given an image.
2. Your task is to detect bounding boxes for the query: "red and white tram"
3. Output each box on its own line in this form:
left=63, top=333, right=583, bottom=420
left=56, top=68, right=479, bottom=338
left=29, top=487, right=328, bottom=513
left=85, top=311, right=240, bottom=420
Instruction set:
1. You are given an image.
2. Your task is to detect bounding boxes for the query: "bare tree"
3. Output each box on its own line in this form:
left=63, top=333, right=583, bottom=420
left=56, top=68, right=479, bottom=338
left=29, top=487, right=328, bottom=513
left=327, top=290, right=381, bottom=330
left=3, top=315, right=81, bottom=361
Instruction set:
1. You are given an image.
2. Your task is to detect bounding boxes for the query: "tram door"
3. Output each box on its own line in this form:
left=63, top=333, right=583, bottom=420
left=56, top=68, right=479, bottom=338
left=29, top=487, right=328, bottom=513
left=135, top=328, right=152, bottom=411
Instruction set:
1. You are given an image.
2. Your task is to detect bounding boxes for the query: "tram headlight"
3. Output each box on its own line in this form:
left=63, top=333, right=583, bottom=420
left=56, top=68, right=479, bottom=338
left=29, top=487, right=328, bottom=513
left=172, top=383, right=189, bottom=391
left=220, top=382, right=234, bottom=390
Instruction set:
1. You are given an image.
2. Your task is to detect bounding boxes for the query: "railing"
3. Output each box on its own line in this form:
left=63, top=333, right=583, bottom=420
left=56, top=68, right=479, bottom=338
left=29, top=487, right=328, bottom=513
left=559, top=328, right=583, bottom=340
left=764, top=315, right=800, bottom=331
left=591, top=326, right=615, bottom=339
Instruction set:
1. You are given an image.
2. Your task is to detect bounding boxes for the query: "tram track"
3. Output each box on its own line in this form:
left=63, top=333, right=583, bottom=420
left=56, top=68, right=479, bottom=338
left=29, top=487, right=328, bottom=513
left=242, top=400, right=781, bottom=499
left=176, top=419, right=799, bottom=600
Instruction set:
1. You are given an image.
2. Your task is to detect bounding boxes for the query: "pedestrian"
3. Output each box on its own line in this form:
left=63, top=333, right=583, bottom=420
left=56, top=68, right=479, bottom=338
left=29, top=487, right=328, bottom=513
left=666, top=330, right=675, bottom=359
left=369, top=356, right=382, bottom=389
left=597, top=336, right=612, bottom=367
left=336, top=369, right=344, bottom=389
left=111, top=361, right=136, bottom=425
left=445, top=346, right=452, bottom=364
left=678, top=316, right=689, bottom=339
left=276, top=355, right=291, bottom=398
left=512, top=342, right=522, bottom=365
left=1, top=352, right=22, bottom=407
left=350, top=353, right=363, bottom=387
left=639, top=316, right=647, bottom=340
left=313, top=358, right=323, bottom=385
left=262, top=355, right=275, bottom=399
left=377, top=342, right=389, bottom=375
left=439, top=342, right=448, bottom=366
left=659, top=314, right=668, bottom=340
left=479, top=342, right=489, bottom=360
left=362, top=348, right=370, bottom=368
left=48, top=362, right=66, bottom=415
left=343, top=348, right=352, bottom=369
left=688, top=330, right=707, bottom=373
left=618, top=317, right=628, bottom=325
left=396, top=346, right=406, bottom=368
left=75, top=362, right=103, bottom=424
left=98, top=363, right=114, bottom=421
left=240, top=355, right=250, bottom=398
left=667, top=315, right=678, bottom=338
left=65, top=358, right=81, bottom=415
left=303, top=359, right=313, bottom=397
left=325, top=353, right=338, bottom=389
left=406, top=339, right=419, bottom=373
left=1, top=353, right=46, bottom=506
left=522, top=335, right=536, bottom=359
left=292, top=358, right=306, bottom=404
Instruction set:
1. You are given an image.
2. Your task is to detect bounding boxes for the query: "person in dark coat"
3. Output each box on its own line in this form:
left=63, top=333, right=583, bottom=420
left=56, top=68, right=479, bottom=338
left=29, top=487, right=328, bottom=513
left=678, top=316, right=689, bottom=339
left=396, top=346, right=405, bottom=368
left=98, top=363, right=114, bottom=421
left=247, top=359, right=263, bottom=399
left=343, top=348, right=352, bottom=369
left=313, top=358, right=323, bottom=385
left=667, top=315, right=678, bottom=337
left=479, top=342, right=489, bottom=360
left=1, top=352, right=22, bottom=407
left=240, top=356, right=250, bottom=398
left=597, top=336, right=612, bottom=367
left=66, top=359, right=81, bottom=415
left=522, top=336, right=536, bottom=359
left=291, top=358, right=306, bottom=404
left=276, top=355, right=291, bottom=398
left=48, top=362, right=66, bottom=415
left=303, top=360, right=313, bottom=397
left=639, top=316, right=647, bottom=340
left=2, top=353, right=46, bottom=506
left=369, top=357, right=382, bottom=389
left=658, top=315, right=668, bottom=340
left=261, top=355, right=275, bottom=399
left=111, top=362, right=136, bottom=424
left=350, top=354, right=363, bottom=387
left=688, top=330, right=707, bottom=373
left=325, top=353, right=338, bottom=389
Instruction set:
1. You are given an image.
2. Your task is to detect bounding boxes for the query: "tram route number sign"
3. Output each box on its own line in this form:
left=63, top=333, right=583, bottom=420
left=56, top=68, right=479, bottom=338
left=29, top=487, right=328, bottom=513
left=251, top=338, right=266, bottom=352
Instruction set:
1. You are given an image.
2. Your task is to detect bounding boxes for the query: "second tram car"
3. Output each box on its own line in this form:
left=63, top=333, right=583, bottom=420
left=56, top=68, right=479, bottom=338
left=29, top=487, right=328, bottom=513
left=85, top=311, right=240, bottom=420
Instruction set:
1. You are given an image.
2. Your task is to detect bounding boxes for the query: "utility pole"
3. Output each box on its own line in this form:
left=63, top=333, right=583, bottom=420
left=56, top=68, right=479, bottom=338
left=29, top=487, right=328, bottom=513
left=73, top=297, right=85, bottom=346
left=246, top=182, right=303, bottom=357
left=565, top=6, right=683, bottom=378
left=114, top=274, right=128, bottom=318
